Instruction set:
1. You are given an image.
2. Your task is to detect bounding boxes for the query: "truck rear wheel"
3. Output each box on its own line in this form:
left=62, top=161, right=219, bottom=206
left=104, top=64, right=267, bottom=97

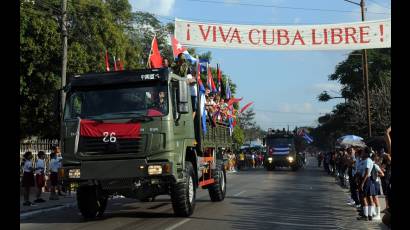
left=208, top=164, right=226, bottom=202
left=170, top=161, right=196, bottom=217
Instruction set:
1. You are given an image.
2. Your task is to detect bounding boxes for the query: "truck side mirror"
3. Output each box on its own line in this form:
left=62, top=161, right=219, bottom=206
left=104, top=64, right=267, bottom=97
left=177, top=80, right=189, bottom=114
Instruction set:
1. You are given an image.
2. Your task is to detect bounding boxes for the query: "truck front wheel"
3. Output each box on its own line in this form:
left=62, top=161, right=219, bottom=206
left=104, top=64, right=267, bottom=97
left=77, top=185, right=107, bottom=219
left=208, top=164, right=226, bottom=201
left=170, top=161, right=196, bottom=217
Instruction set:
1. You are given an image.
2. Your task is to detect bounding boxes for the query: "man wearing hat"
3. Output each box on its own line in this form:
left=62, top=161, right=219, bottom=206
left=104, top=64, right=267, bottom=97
left=172, top=53, right=190, bottom=77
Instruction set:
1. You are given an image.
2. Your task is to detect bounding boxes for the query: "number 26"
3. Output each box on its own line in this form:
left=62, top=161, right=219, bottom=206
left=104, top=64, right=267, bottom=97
left=103, top=132, right=116, bottom=143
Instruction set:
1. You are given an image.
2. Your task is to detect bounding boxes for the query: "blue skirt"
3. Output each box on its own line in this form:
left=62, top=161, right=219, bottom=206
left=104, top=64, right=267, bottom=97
left=363, top=178, right=377, bottom=197
left=373, top=180, right=382, bottom=195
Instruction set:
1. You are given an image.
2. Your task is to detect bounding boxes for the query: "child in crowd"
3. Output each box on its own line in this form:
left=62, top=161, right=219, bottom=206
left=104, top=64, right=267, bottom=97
left=49, top=152, right=60, bottom=200
left=370, top=154, right=384, bottom=221
left=22, top=151, right=36, bottom=206
left=34, top=151, right=46, bottom=203
left=357, top=148, right=376, bottom=221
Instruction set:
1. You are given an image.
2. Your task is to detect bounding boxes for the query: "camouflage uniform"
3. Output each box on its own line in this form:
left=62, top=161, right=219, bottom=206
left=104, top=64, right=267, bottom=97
left=171, top=55, right=190, bottom=77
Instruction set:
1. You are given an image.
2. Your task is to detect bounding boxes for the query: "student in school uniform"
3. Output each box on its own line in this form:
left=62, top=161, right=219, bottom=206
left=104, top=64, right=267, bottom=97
left=49, top=152, right=60, bottom=200
left=370, top=154, right=384, bottom=221
left=22, top=151, right=36, bottom=206
left=357, top=147, right=376, bottom=221
left=34, top=151, right=46, bottom=203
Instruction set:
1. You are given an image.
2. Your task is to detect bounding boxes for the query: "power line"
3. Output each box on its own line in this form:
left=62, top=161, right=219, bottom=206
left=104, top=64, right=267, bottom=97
left=185, top=0, right=390, bottom=15
left=253, top=109, right=321, bottom=115
left=367, top=0, right=391, bottom=10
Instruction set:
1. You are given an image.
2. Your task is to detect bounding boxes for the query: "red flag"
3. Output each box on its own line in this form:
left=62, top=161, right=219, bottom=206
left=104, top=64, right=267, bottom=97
left=227, top=97, right=243, bottom=106
left=240, top=102, right=254, bottom=113
left=105, top=50, right=110, bottom=71
left=207, top=64, right=217, bottom=93
left=113, top=56, right=118, bottom=71
left=171, top=36, right=187, bottom=58
left=217, top=64, right=222, bottom=93
left=149, top=36, right=163, bottom=68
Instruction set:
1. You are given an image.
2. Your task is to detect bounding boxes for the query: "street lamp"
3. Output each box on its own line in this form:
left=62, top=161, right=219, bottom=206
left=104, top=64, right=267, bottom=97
left=344, top=0, right=372, bottom=138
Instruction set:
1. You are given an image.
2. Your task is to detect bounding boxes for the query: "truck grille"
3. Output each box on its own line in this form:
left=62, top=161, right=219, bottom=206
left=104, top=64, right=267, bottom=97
left=78, top=136, right=145, bottom=155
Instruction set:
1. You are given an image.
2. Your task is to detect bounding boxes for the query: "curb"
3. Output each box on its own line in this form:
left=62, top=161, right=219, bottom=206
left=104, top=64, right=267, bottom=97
left=20, top=202, right=77, bottom=220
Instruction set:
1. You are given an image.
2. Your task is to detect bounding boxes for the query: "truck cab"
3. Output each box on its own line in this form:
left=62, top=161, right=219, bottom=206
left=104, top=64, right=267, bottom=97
left=62, top=68, right=231, bottom=218
left=264, top=129, right=303, bottom=171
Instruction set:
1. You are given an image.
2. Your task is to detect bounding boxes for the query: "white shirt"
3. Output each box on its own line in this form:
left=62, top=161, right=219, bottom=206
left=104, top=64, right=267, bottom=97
left=362, top=158, right=374, bottom=177
left=186, top=74, right=197, bottom=96
left=50, top=158, right=60, bottom=172
left=35, top=159, right=46, bottom=174
left=23, top=160, right=33, bottom=173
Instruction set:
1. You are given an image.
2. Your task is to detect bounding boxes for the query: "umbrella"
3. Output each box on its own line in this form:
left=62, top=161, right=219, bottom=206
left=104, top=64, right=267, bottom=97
left=337, top=135, right=366, bottom=147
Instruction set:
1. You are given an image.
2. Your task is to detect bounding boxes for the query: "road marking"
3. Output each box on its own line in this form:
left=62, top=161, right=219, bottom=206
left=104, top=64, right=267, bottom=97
left=164, top=218, right=191, bottom=230
left=233, top=190, right=246, bottom=196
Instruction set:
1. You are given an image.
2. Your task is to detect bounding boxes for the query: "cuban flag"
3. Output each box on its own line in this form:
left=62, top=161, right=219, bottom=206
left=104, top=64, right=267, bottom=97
left=171, top=36, right=197, bottom=64
left=199, top=59, right=209, bottom=73
left=197, top=61, right=206, bottom=134
left=273, top=145, right=290, bottom=155
left=298, top=129, right=313, bottom=144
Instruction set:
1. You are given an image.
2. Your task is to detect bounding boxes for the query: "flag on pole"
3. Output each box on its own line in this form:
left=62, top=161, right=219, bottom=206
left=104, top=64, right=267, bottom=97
left=217, top=64, right=222, bottom=93
left=171, top=35, right=197, bottom=64
left=225, top=78, right=231, bottom=99
left=105, top=50, right=110, bottom=71
left=117, top=58, right=124, bottom=70
left=207, top=63, right=217, bottom=93
left=197, top=60, right=205, bottom=93
left=196, top=59, right=206, bottom=134
left=240, top=102, right=254, bottom=113
left=148, top=36, right=163, bottom=68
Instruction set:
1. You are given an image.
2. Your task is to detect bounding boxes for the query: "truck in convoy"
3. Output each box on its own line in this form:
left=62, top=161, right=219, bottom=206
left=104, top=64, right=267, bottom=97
left=263, top=128, right=304, bottom=171
left=61, top=68, right=233, bottom=218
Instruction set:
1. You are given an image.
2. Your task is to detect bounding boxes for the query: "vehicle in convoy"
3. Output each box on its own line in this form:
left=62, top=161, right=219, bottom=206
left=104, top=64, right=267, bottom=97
left=263, top=128, right=303, bottom=171
left=61, top=68, right=233, bottom=218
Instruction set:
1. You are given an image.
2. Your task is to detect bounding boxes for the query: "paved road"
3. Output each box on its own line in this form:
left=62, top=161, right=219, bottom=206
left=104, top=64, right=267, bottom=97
left=21, top=157, right=387, bottom=230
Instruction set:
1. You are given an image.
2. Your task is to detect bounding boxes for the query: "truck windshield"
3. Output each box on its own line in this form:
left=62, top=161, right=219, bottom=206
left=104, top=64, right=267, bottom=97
left=266, top=138, right=293, bottom=146
left=64, top=85, right=168, bottom=120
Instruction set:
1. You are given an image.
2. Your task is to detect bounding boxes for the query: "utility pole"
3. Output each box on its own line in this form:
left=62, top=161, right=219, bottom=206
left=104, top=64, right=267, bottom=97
left=360, top=0, right=372, bottom=138
left=60, top=0, right=68, bottom=143
left=344, top=0, right=372, bottom=138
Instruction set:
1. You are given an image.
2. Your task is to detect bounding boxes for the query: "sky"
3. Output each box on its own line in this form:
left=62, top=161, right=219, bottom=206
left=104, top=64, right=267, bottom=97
left=129, top=0, right=391, bottom=130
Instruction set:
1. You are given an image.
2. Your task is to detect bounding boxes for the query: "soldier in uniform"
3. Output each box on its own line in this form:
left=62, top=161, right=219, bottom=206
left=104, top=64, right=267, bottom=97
left=171, top=53, right=190, bottom=77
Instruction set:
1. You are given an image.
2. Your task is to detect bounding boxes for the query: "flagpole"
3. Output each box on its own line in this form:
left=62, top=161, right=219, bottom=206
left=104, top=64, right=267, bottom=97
left=196, top=55, right=202, bottom=151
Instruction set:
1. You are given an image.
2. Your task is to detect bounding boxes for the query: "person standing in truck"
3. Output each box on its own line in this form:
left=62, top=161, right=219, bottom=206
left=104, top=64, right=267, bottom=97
left=172, top=53, right=190, bottom=77
left=186, top=71, right=197, bottom=119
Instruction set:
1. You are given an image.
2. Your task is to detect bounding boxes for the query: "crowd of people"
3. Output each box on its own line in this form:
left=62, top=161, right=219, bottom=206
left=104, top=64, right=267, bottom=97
left=223, top=148, right=265, bottom=172
left=21, top=146, right=68, bottom=206
left=167, top=53, right=234, bottom=126
left=317, top=142, right=391, bottom=223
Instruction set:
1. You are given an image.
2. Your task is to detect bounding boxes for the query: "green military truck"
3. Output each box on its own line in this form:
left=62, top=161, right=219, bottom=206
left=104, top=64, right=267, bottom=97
left=263, top=129, right=303, bottom=171
left=61, top=68, right=233, bottom=218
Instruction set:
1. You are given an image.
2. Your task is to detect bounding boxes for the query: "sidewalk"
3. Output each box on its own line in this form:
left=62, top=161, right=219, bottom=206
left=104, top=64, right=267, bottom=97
left=20, top=189, right=76, bottom=217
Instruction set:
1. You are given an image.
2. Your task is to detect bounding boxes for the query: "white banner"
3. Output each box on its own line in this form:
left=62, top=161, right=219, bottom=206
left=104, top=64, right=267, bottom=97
left=174, top=18, right=390, bottom=51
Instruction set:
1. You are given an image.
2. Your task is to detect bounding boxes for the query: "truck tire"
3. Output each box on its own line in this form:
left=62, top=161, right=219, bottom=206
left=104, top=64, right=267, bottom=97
left=96, top=196, right=108, bottom=217
left=208, top=164, right=226, bottom=202
left=77, top=185, right=99, bottom=219
left=170, top=161, right=196, bottom=217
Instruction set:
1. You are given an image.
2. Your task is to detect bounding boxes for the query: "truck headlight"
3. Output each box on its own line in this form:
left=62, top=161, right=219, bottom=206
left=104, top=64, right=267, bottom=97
left=268, top=157, right=273, bottom=162
left=148, top=165, right=162, bottom=175
left=68, top=169, right=81, bottom=178
left=287, top=156, right=294, bottom=163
